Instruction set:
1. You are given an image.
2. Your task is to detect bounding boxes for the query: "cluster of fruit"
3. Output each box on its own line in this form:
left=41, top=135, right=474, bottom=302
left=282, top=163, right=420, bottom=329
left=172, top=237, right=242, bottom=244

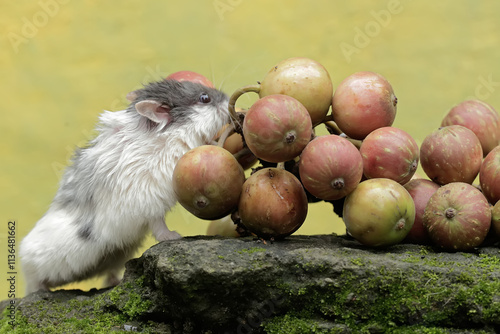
left=168, top=58, right=500, bottom=251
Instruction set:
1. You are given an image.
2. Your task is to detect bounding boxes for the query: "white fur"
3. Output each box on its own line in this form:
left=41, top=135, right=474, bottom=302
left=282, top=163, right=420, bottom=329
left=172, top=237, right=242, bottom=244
left=20, top=98, right=229, bottom=294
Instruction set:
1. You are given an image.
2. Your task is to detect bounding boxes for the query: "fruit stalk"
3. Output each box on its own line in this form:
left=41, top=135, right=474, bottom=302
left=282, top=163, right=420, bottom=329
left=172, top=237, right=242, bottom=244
left=216, top=124, right=236, bottom=147
left=228, top=84, right=261, bottom=122
left=323, top=121, right=363, bottom=149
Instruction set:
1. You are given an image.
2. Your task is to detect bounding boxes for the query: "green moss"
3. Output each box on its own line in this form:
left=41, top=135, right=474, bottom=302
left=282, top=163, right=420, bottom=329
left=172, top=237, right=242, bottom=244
left=134, top=275, right=147, bottom=287
left=0, top=277, right=157, bottom=333
left=350, top=257, right=364, bottom=266
left=237, top=247, right=267, bottom=254
left=270, top=248, right=500, bottom=333
left=263, top=314, right=322, bottom=334
left=477, top=253, right=500, bottom=271
left=0, top=298, right=129, bottom=333
left=106, top=282, right=152, bottom=319
left=262, top=313, right=493, bottom=334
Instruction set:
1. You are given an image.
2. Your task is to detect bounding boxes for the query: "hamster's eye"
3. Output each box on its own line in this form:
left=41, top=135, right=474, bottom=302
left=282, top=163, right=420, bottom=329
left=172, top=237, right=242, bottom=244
left=199, top=93, right=211, bottom=104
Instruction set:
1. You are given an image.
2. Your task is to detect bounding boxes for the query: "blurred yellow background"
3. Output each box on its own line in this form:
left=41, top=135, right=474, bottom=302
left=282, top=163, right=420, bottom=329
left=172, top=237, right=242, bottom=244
left=1, top=0, right=499, bottom=297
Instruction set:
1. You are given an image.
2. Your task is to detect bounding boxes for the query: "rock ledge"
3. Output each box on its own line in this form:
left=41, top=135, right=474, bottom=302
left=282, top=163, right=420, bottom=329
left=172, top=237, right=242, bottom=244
left=1, top=235, right=499, bottom=333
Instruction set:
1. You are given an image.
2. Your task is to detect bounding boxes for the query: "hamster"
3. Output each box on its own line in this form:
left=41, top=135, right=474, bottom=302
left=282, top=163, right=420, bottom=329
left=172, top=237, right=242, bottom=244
left=20, top=79, right=230, bottom=294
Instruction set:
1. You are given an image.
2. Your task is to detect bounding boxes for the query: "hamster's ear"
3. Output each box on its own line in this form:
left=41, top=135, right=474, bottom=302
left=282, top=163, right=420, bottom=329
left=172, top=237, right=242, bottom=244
left=135, top=100, right=172, bottom=124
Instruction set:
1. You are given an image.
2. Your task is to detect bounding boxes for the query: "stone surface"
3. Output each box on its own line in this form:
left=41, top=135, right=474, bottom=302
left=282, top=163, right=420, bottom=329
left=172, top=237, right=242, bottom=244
left=1, top=235, right=499, bottom=333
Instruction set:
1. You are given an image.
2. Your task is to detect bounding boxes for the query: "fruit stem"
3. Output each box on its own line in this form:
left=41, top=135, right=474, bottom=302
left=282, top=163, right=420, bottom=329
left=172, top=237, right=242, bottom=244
left=323, top=121, right=363, bottom=149
left=276, top=162, right=286, bottom=170
left=217, top=124, right=236, bottom=147
left=322, top=114, right=334, bottom=122
left=233, top=147, right=252, bottom=161
left=323, top=121, right=342, bottom=135
left=228, top=84, right=261, bottom=123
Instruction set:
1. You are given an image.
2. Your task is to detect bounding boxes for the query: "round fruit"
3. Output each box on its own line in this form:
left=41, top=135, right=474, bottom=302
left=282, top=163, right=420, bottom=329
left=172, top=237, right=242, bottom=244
left=420, top=125, right=483, bottom=185
left=360, top=127, right=419, bottom=184
left=331, top=71, right=397, bottom=140
left=173, top=145, right=245, bottom=220
left=166, top=70, right=215, bottom=88
left=423, top=182, right=491, bottom=251
left=259, top=57, right=333, bottom=125
left=479, top=145, right=500, bottom=204
left=238, top=168, right=308, bottom=239
left=342, top=178, right=415, bottom=247
left=441, top=100, right=500, bottom=156
left=403, top=179, right=440, bottom=244
left=299, top=135, right=363, bottom=200
left=492, top=200, right=500, bottom=238
left=243, top=94, right=312, bottom=163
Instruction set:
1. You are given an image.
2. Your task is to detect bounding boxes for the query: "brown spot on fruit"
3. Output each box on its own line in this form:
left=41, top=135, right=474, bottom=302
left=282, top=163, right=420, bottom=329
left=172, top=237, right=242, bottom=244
left=331, top=178, right=345, bottom=190
left=445, top=208, right=457, bottom=219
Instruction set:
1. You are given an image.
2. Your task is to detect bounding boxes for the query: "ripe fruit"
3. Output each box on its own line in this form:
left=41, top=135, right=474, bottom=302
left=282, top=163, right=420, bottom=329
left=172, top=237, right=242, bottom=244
left=299, top=135, right=363, bottom=200
left=259, top=57, right=333, bottom=125
left=441, top=100, right=500, bottom=156
left=166, top=70, right=215, bottom=88
left=479, top=145, right=500, bottom=204
left=360, top=127, right=419, bottom=184
left=173, top=145, right=245, bottom=220
left=342, top=178, right=415, bottom=247
left=238, top=168, right=308, bottom=239
left=423, top=182, right=491, bottom=251
left=420, top=125, right=483, bottom=185
left=403, top=179, right=440, bottom=244
left=492, top=200, right=500, bottom=238
left=332, top=71, right=397, bottom=140
left=243, top=94, right=312, bottom=163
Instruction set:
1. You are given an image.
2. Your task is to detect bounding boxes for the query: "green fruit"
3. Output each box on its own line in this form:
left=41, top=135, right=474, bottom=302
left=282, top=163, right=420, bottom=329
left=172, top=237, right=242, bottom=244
left=343, top=178, right=415, bottom=247
left=259, top=57, right=333, bottom=126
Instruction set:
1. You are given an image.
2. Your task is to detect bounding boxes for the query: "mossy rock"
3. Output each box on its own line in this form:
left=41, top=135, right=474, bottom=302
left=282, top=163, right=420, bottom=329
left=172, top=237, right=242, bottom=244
left=1, top=235, right=499, bottom=333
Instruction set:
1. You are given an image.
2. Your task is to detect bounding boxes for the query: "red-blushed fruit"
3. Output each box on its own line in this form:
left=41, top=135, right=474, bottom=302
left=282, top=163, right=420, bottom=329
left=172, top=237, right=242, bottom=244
left=342, top=178, right=415, bottom=247
left=479, top=145, right=500, bottom=204
left=243, top=94, right=312, bottom=163
left=403, top=179, right=440, bottom=244
left=173, top=145, right=245, bottom=220
left=422, top=182, right=491, bottom=251
left=441, top=100, right=500, bottom=156
left=331, top=71, right=397, bottom=140
left=166, top=70, right=215, bottom=88
left=492, top=200, right=500, bottom=238
left=238, top=168, right=308, bottom=239
left=259, top=57, right=333, bottom=125
left=420, top=125, right=483, bottom=185
left=360, top=127, right=419, bottom=184
left=299, top=135, right=363, bottom=200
